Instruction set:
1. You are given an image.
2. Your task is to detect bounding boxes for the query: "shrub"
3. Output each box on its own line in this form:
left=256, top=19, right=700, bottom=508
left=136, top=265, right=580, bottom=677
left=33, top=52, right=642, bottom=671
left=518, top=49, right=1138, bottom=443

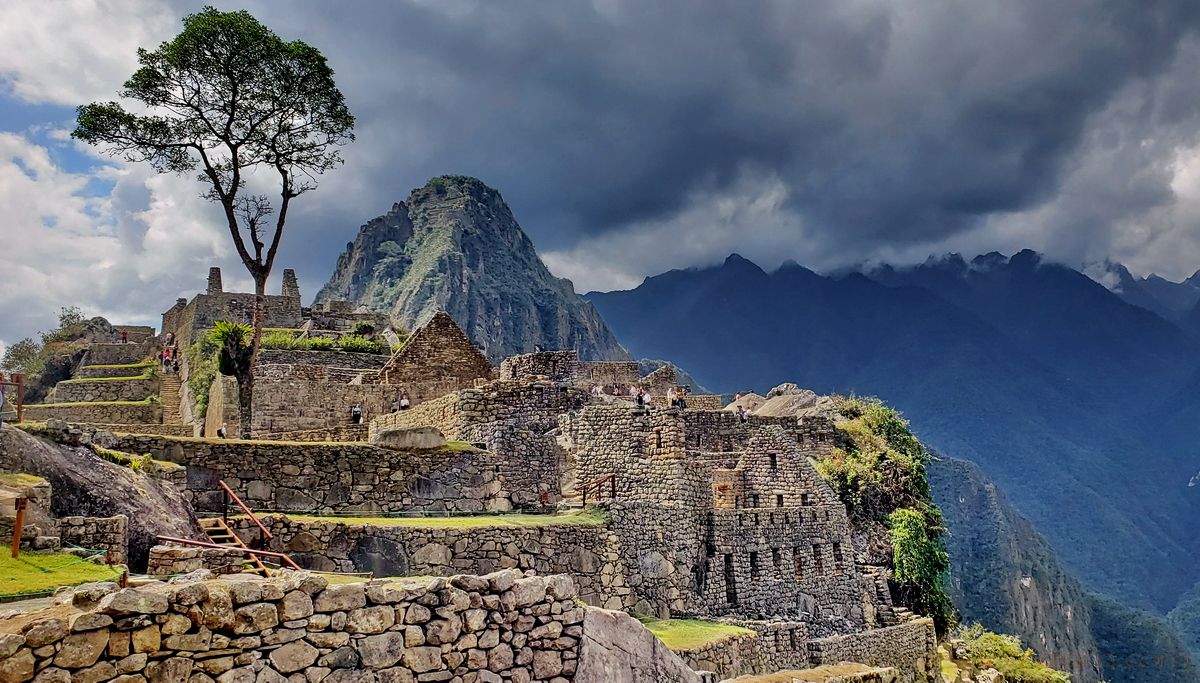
left=351, top=321, right=376, bottom=336
left=260, top=330, right=300, bottom=350
left=336, top=334, right=386, bottom=354
left=306, top=336, right=334, bottom=350
left=956, top=624, right=1070, bottom=683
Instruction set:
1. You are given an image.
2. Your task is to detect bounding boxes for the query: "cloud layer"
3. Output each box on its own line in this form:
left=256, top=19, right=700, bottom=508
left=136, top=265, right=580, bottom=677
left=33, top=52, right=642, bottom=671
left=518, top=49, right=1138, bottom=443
left=4, top=0, right=1200, bottom=343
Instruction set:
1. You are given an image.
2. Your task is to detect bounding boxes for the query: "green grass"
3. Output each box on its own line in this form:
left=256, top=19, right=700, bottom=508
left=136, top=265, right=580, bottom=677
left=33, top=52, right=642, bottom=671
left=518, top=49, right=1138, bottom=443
left=60, top=373, right=154, bottom=383
left=92, top=446, right=183, bottom=473
left=0, top=472, right=46, bottom=489
left=0, top=552, right=123, bottom=597
left=268, top=508, right=608, bottom=529
left=637, top=617, right=754, bottom=651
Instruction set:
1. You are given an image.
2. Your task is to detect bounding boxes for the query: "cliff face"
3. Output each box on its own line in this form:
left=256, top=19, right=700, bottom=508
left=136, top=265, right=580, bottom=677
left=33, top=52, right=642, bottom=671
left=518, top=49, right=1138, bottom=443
left=930, top=456, right=1103, bottom=681
left=315, top=176, right=629, bottom=363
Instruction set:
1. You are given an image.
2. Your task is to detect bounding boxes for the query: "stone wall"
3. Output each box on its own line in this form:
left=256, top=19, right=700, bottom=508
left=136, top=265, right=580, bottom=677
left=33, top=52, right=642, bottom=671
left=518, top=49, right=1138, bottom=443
left=52, top=376, right=158, bottom=403
left=230, top=515, right=634, bottom=611
left=77, top=363, right=155, bottom=379
left=84, top=423, right=194, bottom=437
left=24, top=401, right=161, bottom=426
left=257, top=349, right=389, bottom=371
left=580, top=361, right=640, bottom=386
left=685, top=395, right=723, bottom=411
left=499, top=352, right=581, bottom=383
left=248, top=377, right=397, bottom=436
left=107, top=435, right=558, bottom=514
left=161, top=289, right=303, bottom=350
left=262, top=425, right=369, bottom=443
left=83, top=342, right=154, bottom=367
left=674, top=629, right=761, bottom=679
left=807, top=618, right=938, bottom=683
left=0, top=569, right=606, bottom=683
left=147, top=545, right=250, bottom=576
left=59, top=515, right=128, bottom=566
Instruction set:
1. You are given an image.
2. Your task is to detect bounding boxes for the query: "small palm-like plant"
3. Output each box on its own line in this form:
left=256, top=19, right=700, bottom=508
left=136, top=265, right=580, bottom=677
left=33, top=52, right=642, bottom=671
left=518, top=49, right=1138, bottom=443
left=210, top=321, right=254, bottom=435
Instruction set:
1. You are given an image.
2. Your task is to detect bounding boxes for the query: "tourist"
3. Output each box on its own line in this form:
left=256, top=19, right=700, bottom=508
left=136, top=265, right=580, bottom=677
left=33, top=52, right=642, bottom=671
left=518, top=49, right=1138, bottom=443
left=120, top=329, right=128, bottom=344
left=216, top=423, right=227, bottom=439
left=635, top=389, right=645, bottom=408
left=351, top=402, right=363, bottom=424
left=678, top=387, right=688, bottom=410
left=642, top=389, right=653, bottom=407
left=391, top=395, right=400, bottom=412
left=400, top=393, right=411, bottom=410
left=172, top=357, right=180, bottom=374
left=738, top=405, right=749, bottom=423
left=666, top=387, right=678, bottom=408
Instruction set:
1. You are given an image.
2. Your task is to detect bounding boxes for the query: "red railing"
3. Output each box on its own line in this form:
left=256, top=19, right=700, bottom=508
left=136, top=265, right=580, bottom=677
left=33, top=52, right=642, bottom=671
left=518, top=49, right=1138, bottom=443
left=219, top=480, right=272, bottom=541
left=580, top=473, right=617, bottom=507
left=156, top=536, right=302, bottom=570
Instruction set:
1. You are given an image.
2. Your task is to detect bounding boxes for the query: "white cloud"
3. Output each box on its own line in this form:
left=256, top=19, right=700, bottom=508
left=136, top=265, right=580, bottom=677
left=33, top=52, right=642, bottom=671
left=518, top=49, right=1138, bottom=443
left=0, top=131, right=234, bottom=348
left=0, top=0, right=176, bottom=105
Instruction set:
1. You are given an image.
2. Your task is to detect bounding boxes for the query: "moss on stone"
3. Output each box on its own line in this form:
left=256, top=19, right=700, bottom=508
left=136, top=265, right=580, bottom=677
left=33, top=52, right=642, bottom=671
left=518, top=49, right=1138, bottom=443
left=0, top=472, right=46, bottom=489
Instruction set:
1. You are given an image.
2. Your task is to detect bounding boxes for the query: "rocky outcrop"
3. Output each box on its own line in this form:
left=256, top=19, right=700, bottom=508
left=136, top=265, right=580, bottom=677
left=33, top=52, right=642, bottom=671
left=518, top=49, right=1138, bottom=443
left=0, top=426, right=200, bottom=571
left=315, top=176, right=629, bottom=362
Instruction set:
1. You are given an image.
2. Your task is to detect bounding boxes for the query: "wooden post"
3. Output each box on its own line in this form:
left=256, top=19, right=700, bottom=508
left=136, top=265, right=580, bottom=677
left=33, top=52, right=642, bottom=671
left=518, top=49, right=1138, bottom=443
left=11, top=497, right=27, bottom=559
left=12, top=373, right=24, bottom=423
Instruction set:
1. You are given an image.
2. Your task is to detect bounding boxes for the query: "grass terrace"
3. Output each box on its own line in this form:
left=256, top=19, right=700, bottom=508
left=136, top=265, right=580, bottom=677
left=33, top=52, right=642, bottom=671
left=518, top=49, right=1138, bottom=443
left=0, top=552, right=124, bottom=599
left=81, top=360, right=156, bottom=370
left=729, top=664, right=890, bottom=682
left=0, top=472, right=46, bottom=489
left=257, top=508, right=608, bottom=529
left=59, top=372, right=155, bottom=383
left=636, top=617, right=755, bottom=651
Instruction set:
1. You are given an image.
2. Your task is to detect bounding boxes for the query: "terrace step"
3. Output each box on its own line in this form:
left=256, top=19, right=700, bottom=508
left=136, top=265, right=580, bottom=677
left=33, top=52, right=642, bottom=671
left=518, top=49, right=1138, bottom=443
left=160, top=374, right=183, bottom=425
left=198, top=517, right=270, bottom=577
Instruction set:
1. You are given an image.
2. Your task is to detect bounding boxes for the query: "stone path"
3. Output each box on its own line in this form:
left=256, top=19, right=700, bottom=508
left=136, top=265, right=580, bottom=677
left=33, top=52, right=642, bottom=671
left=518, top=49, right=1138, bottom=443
left=160, top=373, right=182, bottom=424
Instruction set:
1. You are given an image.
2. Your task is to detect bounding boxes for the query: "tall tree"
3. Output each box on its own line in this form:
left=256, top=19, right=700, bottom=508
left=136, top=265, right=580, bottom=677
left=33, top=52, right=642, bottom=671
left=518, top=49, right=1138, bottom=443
left=73, top=6, right=355, bottom=437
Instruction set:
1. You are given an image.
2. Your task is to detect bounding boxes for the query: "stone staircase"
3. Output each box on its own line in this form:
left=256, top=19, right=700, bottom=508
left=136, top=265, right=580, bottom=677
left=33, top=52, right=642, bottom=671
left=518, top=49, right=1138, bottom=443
left=160, top=373, right=182, bottom=424
left=198, top=517, right=271, bottom=576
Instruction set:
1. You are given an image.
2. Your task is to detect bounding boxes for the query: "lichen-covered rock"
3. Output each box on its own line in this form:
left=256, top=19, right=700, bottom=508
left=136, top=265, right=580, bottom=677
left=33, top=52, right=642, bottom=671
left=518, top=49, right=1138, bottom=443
left=370, top=426, right=446, bottom=451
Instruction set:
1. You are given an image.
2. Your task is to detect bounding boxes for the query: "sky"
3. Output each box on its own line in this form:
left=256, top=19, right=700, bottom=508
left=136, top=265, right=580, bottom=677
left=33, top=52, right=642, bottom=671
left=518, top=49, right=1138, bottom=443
left=5, top=0, right=1200, bottom=351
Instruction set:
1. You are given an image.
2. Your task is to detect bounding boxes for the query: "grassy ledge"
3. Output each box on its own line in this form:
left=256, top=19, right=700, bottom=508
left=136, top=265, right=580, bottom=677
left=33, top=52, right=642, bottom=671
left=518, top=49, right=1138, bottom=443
left=0, top=472, right=47, bottom=489
left=0, top=552, right=123, bottom=598
left=60, top=373, right=155, bottom=383
left=637, top=617, right=755, bottom=651
left=82, top=360, right=156, bottom=370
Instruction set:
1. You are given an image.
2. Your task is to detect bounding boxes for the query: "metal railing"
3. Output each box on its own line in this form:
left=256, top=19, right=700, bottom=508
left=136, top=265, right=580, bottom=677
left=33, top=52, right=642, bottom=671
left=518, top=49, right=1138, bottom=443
left=219, top=480, right=273, bottom=540
left=156, top=536, right=302, bottom=570
left=580, top=473, right=617, bottom=507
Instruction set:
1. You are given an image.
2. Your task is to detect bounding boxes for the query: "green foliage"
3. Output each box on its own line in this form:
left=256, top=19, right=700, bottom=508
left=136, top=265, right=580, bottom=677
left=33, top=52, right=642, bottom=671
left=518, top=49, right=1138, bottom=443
left=956, top=625, right=1071, bottom=683
left=306, top=336, right=335, bottom=350
left=1091, top=593, right=1200, bottom=683
left=0, top=551, right=123, bottom=597
left=637, top=617, right=754, bottom=651
left=186, top=335, right=220, bottom=419
left=209, top=321, right=253, bottom=379
left=351, top=321, right=376, bottom=336
left=1, top=337, right=44, bottom=376
left=41, top=307, right=88, bottom=344
left=260, top=330, right=302, bottom=350
left=815, top=396, right=955, bottom=632
left=336, top=334, right=387, bottom=354
left=888, top=508, right=955, bottom=632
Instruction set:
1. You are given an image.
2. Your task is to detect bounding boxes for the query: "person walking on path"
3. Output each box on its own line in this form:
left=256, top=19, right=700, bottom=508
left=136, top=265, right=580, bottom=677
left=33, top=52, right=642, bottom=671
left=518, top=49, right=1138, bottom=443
left=351, top=402, right=363, bottom=424
left=400, top=393, right=410, bottom=410
left=120, top=329, right=128, bottom=344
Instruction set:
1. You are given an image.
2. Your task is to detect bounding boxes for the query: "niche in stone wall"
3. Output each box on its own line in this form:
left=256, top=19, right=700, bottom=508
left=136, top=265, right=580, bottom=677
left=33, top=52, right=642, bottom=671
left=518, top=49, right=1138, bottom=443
left=750, top=551, right=760, bottom=579
left=724, top=554, right=738, bottom=606
left=812, top=544, right=824, bottom=575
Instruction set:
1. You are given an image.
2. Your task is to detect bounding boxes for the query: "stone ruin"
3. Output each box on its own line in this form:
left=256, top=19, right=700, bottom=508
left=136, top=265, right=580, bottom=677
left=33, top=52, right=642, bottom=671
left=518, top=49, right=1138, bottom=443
left=0, top=272, right=942, bottom=682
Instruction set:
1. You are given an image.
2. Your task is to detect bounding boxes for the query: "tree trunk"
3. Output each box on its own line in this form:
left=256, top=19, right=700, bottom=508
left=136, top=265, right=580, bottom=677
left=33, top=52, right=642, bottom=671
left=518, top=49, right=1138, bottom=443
left=237, top=275, right=268, bottom=439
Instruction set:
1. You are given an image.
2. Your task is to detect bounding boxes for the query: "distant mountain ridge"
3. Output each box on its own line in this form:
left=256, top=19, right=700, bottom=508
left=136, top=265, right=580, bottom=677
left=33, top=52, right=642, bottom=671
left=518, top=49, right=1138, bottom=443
left=315, top=176, right=628, bottom=362
left=587, top=250, right=1200, bottom=607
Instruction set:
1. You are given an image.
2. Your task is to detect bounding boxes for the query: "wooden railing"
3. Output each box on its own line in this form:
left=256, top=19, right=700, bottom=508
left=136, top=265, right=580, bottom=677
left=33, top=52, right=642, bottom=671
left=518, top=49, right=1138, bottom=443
left=219, top=480, right=273, bottom=541
left=580, top=473, right=617, bottom=507
left=156, top=536, right=302, bottom=570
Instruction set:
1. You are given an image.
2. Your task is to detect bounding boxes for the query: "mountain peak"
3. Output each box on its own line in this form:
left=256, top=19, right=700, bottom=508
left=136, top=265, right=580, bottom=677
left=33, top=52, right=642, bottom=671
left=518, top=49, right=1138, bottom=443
left=314, top=176, right=628, bottom=362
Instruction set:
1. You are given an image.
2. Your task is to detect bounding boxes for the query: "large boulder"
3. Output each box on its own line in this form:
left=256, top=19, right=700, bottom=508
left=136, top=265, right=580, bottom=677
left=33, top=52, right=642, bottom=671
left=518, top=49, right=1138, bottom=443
left=370, top=426, right=446, bottom=451
left=0, top=427, right=201, bottom=571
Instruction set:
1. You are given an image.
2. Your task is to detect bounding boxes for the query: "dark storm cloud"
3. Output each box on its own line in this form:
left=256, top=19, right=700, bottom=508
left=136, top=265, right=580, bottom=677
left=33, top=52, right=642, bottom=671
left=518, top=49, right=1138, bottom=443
left=200, top=0, right=1200, bottom=290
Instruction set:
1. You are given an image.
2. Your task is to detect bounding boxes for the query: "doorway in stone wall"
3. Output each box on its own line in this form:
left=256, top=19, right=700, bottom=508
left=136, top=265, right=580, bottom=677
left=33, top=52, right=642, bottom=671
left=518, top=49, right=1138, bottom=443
left=724, top=553, right=738, bottom=606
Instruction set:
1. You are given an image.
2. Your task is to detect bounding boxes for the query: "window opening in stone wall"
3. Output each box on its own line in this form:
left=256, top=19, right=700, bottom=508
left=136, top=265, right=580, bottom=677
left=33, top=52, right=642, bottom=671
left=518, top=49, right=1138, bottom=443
left=772, top=548, right=781, bottom=571
left=775, top=494, right=784, bottom=507
left=793, top=548, right=804, bottom=579
left=769, top=453, right=777, bottom=469
left=832, top=542, right=843, bottom=573
left=750, top=551, right=760, bottom=579
left=751, top=494, right=759, bottom=508
left=654, top=429, right=662, bottom=449
left=724, top=554, right=738, bottom=605
left=812, top=544, right=824, bottom=575
left=824, top=509, right=830, bottom=520
left=801, top=493, right=811, bottom=506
